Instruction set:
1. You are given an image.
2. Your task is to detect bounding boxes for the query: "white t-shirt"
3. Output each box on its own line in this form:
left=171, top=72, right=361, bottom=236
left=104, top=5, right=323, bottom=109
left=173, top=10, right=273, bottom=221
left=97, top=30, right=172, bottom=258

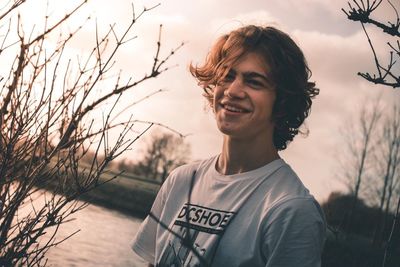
left=131, top=155, right=326, bottom=267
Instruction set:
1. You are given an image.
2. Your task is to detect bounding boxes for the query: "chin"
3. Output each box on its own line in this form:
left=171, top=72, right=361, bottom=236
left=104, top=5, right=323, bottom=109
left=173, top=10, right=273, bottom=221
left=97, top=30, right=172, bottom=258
left=218, top=125, right=246, bottom=138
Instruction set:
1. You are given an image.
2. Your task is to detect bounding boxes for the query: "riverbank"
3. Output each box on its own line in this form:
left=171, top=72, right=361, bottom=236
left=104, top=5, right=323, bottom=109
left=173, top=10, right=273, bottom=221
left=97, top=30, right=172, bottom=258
left=42, top=166, right=161, bottom=219
left=77, top=178, right=158, bottom=219
left=76, top=169, right=161, bottom=219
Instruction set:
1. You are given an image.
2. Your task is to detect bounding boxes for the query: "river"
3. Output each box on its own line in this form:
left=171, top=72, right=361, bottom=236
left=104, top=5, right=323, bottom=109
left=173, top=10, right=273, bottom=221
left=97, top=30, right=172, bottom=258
left=44, top=203, right=148, bottom=267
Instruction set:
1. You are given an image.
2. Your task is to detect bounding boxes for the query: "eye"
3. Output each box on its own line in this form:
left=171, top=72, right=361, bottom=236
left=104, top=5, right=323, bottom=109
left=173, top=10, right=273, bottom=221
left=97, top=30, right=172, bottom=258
left=246, top=78, right=265, bottom=88
left=222, top=71, right=235, bottom=82
left=224, top=72, right=235, bottom=81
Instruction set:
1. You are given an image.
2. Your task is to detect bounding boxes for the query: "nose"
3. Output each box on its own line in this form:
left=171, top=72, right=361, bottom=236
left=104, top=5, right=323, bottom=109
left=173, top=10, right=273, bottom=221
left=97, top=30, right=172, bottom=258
left=224, top=77, right=246, bottom=99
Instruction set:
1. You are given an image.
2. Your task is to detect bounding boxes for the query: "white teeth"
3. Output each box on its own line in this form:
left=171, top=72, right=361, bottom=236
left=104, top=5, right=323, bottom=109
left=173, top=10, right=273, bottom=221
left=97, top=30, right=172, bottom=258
left=224, top=105, right=244, bottom=113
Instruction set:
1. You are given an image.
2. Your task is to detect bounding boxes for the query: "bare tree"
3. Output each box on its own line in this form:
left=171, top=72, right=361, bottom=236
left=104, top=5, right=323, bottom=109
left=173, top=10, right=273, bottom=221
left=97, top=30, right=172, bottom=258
left=342, top=1, right=400, bottom=265
left=372, top=103, right=400, bottom=244
left=127, top=130, right=191, bottom=183
left=338, top=98, right=381, bottom=234
left=342, top=0, right=400, bottom=88
left=0, top=1, right=182, bottom=266
left=383, top=194, right=400, bottom=266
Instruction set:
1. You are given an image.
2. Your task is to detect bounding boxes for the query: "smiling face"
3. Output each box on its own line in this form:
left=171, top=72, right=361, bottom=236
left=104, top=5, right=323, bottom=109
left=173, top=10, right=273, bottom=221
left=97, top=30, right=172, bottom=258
left=213, top=52, right=276, bottom=141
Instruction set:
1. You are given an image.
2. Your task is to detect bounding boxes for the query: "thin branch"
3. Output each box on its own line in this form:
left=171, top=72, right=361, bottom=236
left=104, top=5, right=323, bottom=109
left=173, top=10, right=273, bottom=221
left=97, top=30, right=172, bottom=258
left=342, top=0, right=400, bottom=36
left=343, top=0, right=400, bottom=88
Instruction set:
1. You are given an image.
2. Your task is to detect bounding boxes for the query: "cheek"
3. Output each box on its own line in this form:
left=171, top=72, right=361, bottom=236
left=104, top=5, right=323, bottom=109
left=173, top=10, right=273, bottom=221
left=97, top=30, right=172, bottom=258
left=213, top=87, right=223, bottom=108
left=255, top=94, right=276, bottom=118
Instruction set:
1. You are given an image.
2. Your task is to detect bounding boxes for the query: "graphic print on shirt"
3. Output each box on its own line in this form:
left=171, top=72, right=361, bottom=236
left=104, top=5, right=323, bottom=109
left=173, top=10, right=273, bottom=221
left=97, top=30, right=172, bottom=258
left=157, top=203, right=236, bottom=267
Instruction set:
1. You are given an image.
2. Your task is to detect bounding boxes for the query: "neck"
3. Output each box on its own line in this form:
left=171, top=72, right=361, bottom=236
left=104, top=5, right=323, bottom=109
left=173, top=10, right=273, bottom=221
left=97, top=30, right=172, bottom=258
left=216, top=134, right=280, bottom=175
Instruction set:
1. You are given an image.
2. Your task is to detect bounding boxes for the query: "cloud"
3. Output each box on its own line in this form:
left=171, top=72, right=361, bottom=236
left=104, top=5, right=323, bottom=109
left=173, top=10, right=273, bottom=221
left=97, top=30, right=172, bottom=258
left=292, top=27, right=395, bottom=110
left=12, top=0, right=398, bottom=202
left=294, top=30, right=370, bottom=83
left=209, top=10, right=282, bottom=33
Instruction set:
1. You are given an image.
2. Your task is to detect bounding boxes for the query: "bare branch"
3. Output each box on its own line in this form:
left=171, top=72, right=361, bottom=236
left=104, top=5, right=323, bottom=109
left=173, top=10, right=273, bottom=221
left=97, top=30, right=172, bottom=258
left=342, top=0, right=399, bottom=36
left=343, top=0, right=400, bottom=88
left=0, top=0, right=26, bottom=21
left=0, top=1, right=182, bottom=264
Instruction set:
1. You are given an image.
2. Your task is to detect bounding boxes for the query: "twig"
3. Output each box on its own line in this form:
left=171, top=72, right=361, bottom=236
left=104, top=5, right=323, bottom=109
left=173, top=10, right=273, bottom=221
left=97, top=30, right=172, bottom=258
left=343, top=0, right=400, bottom=88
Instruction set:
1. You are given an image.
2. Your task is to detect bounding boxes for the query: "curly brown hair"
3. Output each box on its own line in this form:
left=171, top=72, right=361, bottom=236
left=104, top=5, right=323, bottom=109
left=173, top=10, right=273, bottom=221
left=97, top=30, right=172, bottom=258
left=189, top=25, right=319, bottom=150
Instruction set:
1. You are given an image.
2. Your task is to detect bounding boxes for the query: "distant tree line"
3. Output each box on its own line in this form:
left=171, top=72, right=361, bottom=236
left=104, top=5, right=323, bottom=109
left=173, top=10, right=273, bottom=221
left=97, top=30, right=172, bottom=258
left=115, top=131, right=191, bottom=183
left=322, top=1, right=400, bottom=266
left=337, top=98, right=399, bottom=240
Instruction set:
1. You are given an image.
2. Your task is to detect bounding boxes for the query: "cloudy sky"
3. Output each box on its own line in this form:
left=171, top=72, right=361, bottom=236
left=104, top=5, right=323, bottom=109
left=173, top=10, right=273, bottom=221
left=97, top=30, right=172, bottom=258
left=15, top=0, right=399, bottom=202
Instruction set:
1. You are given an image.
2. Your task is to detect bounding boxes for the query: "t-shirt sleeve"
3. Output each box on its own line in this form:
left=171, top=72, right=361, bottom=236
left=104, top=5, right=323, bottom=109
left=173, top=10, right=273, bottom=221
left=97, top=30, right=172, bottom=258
left=131, top=174, right=171, bottom=264
left=261, top=197, right=326, bottom=267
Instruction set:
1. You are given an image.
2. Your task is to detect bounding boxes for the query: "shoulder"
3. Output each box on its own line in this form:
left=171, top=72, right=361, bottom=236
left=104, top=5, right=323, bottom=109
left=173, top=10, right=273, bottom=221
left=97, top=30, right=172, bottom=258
left=166, top=156, right=217, bottom=184
left=261, top=196, right=326, bottom=250
left=260, top=181, right=326, bottom=239
left=160, top=155, right=217, bottom=193
left=261, top=162, right=313, bottom=206
left=260, top=197, right=326, bottom=266
left=259, top=162, right=326, bottom=228
left=269, top=196, right=325, bottom=222
left=152, top=156, right=217, bottom=213
left=274, top=163, right=308, bottom=194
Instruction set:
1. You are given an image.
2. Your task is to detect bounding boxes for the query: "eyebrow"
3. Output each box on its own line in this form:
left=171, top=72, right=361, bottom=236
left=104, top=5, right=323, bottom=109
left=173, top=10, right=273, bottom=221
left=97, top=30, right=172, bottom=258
left=228, top=69, right=269, bottom=80
left=242, top=72, right=269, bottom=82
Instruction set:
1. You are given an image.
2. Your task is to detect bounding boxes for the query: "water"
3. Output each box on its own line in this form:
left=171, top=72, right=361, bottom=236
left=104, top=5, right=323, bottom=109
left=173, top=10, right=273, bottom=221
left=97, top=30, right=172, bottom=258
left=44, top=203, right=148, bottom=267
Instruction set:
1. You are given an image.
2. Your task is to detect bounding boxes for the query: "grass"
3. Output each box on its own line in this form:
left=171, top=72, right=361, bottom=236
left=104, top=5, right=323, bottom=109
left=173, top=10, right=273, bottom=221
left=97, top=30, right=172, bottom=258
left=78, top=173, right=159, bottom=219
left=41, top=163, right=161, bottom=219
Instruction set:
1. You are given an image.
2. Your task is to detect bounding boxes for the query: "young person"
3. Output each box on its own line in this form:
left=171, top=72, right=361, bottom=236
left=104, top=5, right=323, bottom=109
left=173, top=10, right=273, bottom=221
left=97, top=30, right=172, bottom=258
left=131, top=25, right=326, bottom=267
